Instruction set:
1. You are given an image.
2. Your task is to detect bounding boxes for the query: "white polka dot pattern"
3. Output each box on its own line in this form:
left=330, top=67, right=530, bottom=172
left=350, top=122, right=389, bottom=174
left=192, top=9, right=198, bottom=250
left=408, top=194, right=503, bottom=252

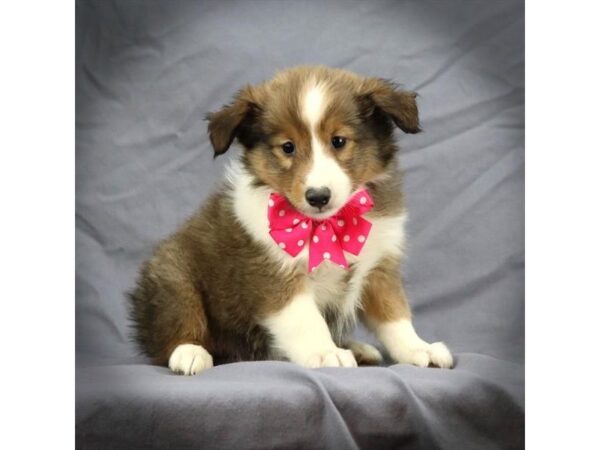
left=267, top=189, right=373, bottom=272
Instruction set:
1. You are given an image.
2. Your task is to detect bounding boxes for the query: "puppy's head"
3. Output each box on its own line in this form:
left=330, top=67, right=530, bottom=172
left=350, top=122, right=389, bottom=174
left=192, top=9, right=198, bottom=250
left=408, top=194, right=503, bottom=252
left=207, top=66, right=420, bottom=218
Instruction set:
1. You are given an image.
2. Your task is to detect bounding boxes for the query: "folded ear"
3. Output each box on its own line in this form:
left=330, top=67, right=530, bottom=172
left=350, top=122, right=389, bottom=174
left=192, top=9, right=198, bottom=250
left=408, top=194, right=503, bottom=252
left=206, top=85, right=263, bottom=156
left=357, top=78, right=421, bottom=134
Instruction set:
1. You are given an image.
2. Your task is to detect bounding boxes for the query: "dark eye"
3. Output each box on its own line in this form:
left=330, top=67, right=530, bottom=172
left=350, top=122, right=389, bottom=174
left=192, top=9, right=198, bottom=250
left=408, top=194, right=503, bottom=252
left=331, top=136, right=346, bottom=149
left=281, top=141, right=295, bottom=155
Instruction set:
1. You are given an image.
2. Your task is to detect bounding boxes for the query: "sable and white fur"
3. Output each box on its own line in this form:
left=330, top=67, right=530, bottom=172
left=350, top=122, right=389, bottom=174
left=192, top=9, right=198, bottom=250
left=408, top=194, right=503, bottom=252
left=129, top=66, right=453, bottom=374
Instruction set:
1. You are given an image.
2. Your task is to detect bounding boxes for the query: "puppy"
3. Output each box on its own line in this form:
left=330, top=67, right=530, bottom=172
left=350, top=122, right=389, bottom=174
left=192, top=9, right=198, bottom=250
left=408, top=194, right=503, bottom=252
left=129, top=66, right=453, bottom=375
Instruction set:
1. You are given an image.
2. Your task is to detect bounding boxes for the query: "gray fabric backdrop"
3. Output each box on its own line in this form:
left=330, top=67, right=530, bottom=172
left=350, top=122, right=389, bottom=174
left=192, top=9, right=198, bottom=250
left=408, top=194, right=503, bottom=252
left=76, top=1, right=524, bottom=448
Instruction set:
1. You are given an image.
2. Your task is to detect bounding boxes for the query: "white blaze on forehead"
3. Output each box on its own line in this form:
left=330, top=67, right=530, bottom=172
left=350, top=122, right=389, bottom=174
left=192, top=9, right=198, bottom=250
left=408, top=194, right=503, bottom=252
left=301, top=81, right=352, bottom=212
left=302, top=82, right=328, bottom=128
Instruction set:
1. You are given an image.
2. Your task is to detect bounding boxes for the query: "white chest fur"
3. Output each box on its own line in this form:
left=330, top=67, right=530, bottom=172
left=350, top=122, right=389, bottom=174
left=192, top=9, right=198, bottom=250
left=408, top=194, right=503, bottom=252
left=228, top=161, right=407, bottom=322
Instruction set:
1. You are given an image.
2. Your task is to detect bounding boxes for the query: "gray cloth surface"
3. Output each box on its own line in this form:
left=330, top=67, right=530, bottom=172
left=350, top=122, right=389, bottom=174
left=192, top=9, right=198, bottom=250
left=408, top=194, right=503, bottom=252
left=76, top=1, right=524, bottom=448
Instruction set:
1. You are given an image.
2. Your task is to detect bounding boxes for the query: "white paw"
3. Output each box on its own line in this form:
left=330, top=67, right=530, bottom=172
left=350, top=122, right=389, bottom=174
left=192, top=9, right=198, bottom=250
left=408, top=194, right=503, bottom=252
left=168, top=344, right=213, bottom=375
left=346, top=340, right=383, bottom=365
left=304, top=347, right=358, bottom=368
left=429, top=342, right=454, bottom=368
left=394, top=341, right=453, bottom=369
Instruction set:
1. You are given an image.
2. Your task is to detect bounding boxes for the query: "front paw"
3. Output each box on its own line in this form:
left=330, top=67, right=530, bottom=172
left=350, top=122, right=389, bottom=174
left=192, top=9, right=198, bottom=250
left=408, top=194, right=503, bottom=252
left=346, top=340, right=384, bottom=365
left=303, top=347, right=358, bottom=368
left=393, top=341, right=454, bottom=369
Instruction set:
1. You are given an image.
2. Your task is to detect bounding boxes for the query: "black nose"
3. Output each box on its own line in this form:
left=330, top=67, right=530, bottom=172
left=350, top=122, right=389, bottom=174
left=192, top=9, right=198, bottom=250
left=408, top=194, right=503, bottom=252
left=305, top=187, right=331, bottom=207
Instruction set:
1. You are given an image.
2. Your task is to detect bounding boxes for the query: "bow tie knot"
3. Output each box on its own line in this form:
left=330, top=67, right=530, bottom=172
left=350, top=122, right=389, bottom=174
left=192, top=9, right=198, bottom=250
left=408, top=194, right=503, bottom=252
left=268, top=190, right=374, bottom=272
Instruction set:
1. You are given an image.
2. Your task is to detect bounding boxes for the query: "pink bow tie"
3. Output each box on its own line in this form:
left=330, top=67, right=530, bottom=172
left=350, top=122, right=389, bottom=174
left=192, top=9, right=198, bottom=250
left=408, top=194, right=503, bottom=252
left=268, top=189, right=374, bottom=272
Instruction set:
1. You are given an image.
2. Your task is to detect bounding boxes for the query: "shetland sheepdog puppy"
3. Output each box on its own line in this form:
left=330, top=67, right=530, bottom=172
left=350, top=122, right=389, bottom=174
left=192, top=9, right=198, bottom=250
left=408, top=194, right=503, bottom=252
left=129, top=66, right=453, bottom=375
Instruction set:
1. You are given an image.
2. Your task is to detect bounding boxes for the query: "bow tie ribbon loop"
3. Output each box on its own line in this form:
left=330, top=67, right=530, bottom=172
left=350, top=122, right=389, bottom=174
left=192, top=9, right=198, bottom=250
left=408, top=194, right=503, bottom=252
left=268, top=190, right=374, bottom=272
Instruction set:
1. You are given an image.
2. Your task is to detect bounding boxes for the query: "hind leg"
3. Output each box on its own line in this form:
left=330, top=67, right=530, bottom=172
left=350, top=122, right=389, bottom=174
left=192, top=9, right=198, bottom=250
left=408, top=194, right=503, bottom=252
left=141, top=280, right=214, bottom=375
left=168, top=343, right=213, bottom=375
left=130, top=259, right=214, bottom=375
left=159, top=281, right=214, bottom=375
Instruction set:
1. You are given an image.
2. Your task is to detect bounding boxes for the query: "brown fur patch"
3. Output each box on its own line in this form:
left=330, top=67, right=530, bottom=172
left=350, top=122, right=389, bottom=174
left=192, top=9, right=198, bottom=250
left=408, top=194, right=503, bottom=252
left=366, top=165, right=405, bottom=217
left=360, top=257, right=412, bottom=324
